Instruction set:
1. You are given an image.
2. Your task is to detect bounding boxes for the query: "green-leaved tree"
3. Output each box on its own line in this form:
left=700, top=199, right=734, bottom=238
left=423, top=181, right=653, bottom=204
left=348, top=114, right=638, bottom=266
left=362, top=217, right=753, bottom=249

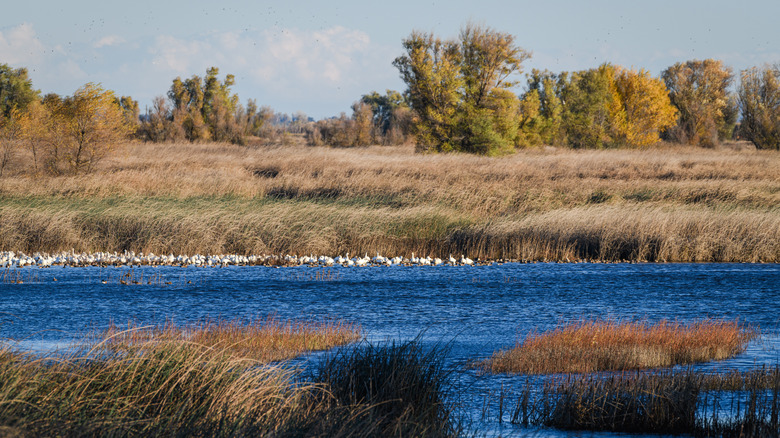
left=394, top=24, right=530, bottom=154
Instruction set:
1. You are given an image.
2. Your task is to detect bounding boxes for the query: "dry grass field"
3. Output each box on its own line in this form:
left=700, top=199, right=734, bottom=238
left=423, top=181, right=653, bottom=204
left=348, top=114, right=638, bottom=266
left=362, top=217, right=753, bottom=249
left=1, top=141, right=778, bottom=261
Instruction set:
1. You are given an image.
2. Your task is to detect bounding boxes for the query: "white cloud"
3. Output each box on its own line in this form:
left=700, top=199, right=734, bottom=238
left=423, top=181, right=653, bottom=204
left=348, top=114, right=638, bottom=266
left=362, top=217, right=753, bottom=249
left=93, top=35, right=125, bottom=49
left=139, top=26, right=397, bottom=116
left=149, top=35, right=213, bottom=74
left=0, top=23, right=45, bottom=65
left=263, top=26, right=372, bottom=84
left=147, top=26, right=381, bottom=90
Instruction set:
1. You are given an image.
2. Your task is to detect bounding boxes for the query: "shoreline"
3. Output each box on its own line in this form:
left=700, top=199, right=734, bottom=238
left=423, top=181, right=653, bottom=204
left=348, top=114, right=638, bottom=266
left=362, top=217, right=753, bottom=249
left=2, top=250, right=777, bottom=269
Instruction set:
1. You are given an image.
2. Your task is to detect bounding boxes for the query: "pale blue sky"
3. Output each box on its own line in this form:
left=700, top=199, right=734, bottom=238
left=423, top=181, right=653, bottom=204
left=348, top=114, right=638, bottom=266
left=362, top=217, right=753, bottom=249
left=2, top=0, right=778, bottom=119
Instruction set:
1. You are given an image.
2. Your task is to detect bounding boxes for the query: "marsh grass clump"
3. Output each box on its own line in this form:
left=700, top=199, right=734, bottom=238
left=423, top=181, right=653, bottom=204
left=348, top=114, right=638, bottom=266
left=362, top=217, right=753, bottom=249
left=98, top=316, right=362, bottom=362
left=0, top=322, right=467, bottom=436
left=506, top=367, right=780, bottom=436
left=311, top=339, right=464, bottom=437
left=482, top=319, right=756, bottom=374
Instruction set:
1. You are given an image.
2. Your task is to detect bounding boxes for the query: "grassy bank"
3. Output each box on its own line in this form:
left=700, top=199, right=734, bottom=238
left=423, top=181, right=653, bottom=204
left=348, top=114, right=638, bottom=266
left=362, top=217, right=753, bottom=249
left=0, top=321, right=462, bottom=437
left=1, top=142, right=778, bottom=261
left=481, top=319, right=756, bottom=374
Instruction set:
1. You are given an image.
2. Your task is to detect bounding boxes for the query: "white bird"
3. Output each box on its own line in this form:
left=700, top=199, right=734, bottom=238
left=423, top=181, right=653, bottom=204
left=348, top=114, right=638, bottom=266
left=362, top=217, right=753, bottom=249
left=460, top=254, right=474, bottom=266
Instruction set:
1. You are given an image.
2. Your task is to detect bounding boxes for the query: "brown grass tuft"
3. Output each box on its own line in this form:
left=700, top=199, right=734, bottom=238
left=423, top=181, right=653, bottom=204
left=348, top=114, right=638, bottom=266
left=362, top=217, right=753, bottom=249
left=482, top=319, right=757, bottom=374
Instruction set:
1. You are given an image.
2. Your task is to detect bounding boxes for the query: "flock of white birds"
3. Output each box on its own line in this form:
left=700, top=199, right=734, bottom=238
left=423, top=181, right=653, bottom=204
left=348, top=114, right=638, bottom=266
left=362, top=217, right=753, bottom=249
left=0, top=251, right=478, bottom=268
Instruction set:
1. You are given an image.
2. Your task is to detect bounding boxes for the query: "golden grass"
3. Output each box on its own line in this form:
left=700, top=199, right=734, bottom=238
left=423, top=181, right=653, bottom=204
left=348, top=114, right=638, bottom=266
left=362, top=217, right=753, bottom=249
left=1, top=141, right=778, bottom=261
left=98, top=317, right=362, bottom=363
left=482, top=319, right=757, bottom=374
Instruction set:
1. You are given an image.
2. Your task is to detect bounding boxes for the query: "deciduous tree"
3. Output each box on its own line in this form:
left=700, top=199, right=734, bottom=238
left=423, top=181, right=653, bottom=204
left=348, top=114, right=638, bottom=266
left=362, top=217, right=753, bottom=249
left=561, top=65, right=622, bottom=149
left=394, top=31, right=463, bottom=152
left=738, top=65, right=780, bottom=150
left=519, top=70, right=565, bottom=146
left=0, top=64, right=39, bottom=121
left=662, top=59, right=736, bottom=146
left=394, top=25, right=530, bottom=154
left=57, top=83, right=134, bottom=174
left=0, top=108, right=21, bottom=176
left=612, top=67, right=678, bottom=147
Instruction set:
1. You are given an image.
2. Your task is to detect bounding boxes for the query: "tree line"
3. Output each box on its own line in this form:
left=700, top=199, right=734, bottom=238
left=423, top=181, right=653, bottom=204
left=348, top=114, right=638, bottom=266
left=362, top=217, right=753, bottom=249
left=1, top=24, right=779, bottom=176
left=394, top=25, right=777, bottom=154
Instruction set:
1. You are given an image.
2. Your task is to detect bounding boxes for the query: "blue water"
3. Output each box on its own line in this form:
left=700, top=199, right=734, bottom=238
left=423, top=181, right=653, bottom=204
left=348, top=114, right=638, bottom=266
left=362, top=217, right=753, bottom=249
left=2, top=263, right=780, bottom=436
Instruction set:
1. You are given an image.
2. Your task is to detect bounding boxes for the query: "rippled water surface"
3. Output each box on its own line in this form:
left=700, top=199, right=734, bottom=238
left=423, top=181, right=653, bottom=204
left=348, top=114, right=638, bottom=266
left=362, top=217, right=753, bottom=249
left=2, top=263, right=779, bottom=436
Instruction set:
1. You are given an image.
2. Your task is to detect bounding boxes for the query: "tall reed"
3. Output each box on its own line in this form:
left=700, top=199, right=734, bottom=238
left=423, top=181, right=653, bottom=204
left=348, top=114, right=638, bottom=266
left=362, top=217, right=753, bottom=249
left=311, top=338, right=464, bottom=437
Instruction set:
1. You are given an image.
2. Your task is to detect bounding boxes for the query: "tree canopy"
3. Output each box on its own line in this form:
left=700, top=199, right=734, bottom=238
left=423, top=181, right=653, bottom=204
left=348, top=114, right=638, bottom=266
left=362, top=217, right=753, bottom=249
left=0, top=64, right=40, bottom=121
left=394, top=24, right=531, bottom=155
left=662, top=59, right=737, bottom=147
left=738, top=65, right=780, bottom=150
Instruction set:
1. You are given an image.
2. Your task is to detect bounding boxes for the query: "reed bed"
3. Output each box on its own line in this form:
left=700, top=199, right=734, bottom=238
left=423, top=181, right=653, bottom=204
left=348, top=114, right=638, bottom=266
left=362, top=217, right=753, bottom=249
left=0, top=322, right=463, bottom=437
left=482, top=319, right=757, bottom=374
left=1, top=141, right=778, bottom=261
left=99, top=317, right=362, bottom=362
left=494, top=367, right=780, bottom=436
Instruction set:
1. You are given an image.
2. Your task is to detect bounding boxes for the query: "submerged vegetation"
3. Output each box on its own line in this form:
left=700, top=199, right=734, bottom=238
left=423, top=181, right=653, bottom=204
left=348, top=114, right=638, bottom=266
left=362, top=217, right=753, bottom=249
left=481, top=319, right=756, bottom=375
left=485, top=367, right=780, bottom=436
left=0, top=320, right=465, bottom=437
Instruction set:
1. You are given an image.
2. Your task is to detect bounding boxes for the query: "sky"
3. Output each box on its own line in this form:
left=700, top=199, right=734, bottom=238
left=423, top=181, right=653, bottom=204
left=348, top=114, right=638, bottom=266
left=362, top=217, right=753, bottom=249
left=2, top=0, right=779, bottom=119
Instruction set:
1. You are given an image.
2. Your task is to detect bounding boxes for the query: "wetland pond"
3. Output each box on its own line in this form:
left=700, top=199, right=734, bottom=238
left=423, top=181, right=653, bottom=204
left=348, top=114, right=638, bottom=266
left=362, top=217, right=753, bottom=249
left=2, top=262, right=779, bottom=436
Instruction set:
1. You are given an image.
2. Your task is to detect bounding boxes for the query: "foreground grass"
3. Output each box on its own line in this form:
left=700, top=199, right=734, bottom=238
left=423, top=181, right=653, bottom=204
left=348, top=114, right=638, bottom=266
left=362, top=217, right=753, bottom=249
left=0, top=322, right=462, bottom=437
left=1, top=142, right=779, bottom=261
left=481, top=319, right=756, bottom=374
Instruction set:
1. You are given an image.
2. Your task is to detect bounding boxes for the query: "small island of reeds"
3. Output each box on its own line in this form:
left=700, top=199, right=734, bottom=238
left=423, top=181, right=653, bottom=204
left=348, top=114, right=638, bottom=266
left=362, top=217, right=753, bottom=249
left=480, top=319, right=757, bottom=374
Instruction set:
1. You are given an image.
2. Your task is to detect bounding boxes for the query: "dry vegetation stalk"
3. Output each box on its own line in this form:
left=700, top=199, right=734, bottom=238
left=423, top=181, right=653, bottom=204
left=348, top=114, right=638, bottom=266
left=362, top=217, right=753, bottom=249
left=483, top=319, right=757, bottom=374
left=1, top=141, right=778, bottom=261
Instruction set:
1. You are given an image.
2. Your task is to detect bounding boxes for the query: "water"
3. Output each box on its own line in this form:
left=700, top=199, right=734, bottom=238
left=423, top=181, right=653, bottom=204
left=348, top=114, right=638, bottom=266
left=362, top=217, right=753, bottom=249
left=2, top=263, right=780, bottom=436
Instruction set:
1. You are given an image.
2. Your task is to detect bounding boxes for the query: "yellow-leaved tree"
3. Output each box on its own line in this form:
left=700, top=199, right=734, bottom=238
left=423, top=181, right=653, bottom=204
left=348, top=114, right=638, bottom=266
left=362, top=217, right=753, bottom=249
left=612, top=67, right=678, bottom=147
left=18, top=100, right=51, bottom=174
left=57, top=83, right=134, bottom=174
